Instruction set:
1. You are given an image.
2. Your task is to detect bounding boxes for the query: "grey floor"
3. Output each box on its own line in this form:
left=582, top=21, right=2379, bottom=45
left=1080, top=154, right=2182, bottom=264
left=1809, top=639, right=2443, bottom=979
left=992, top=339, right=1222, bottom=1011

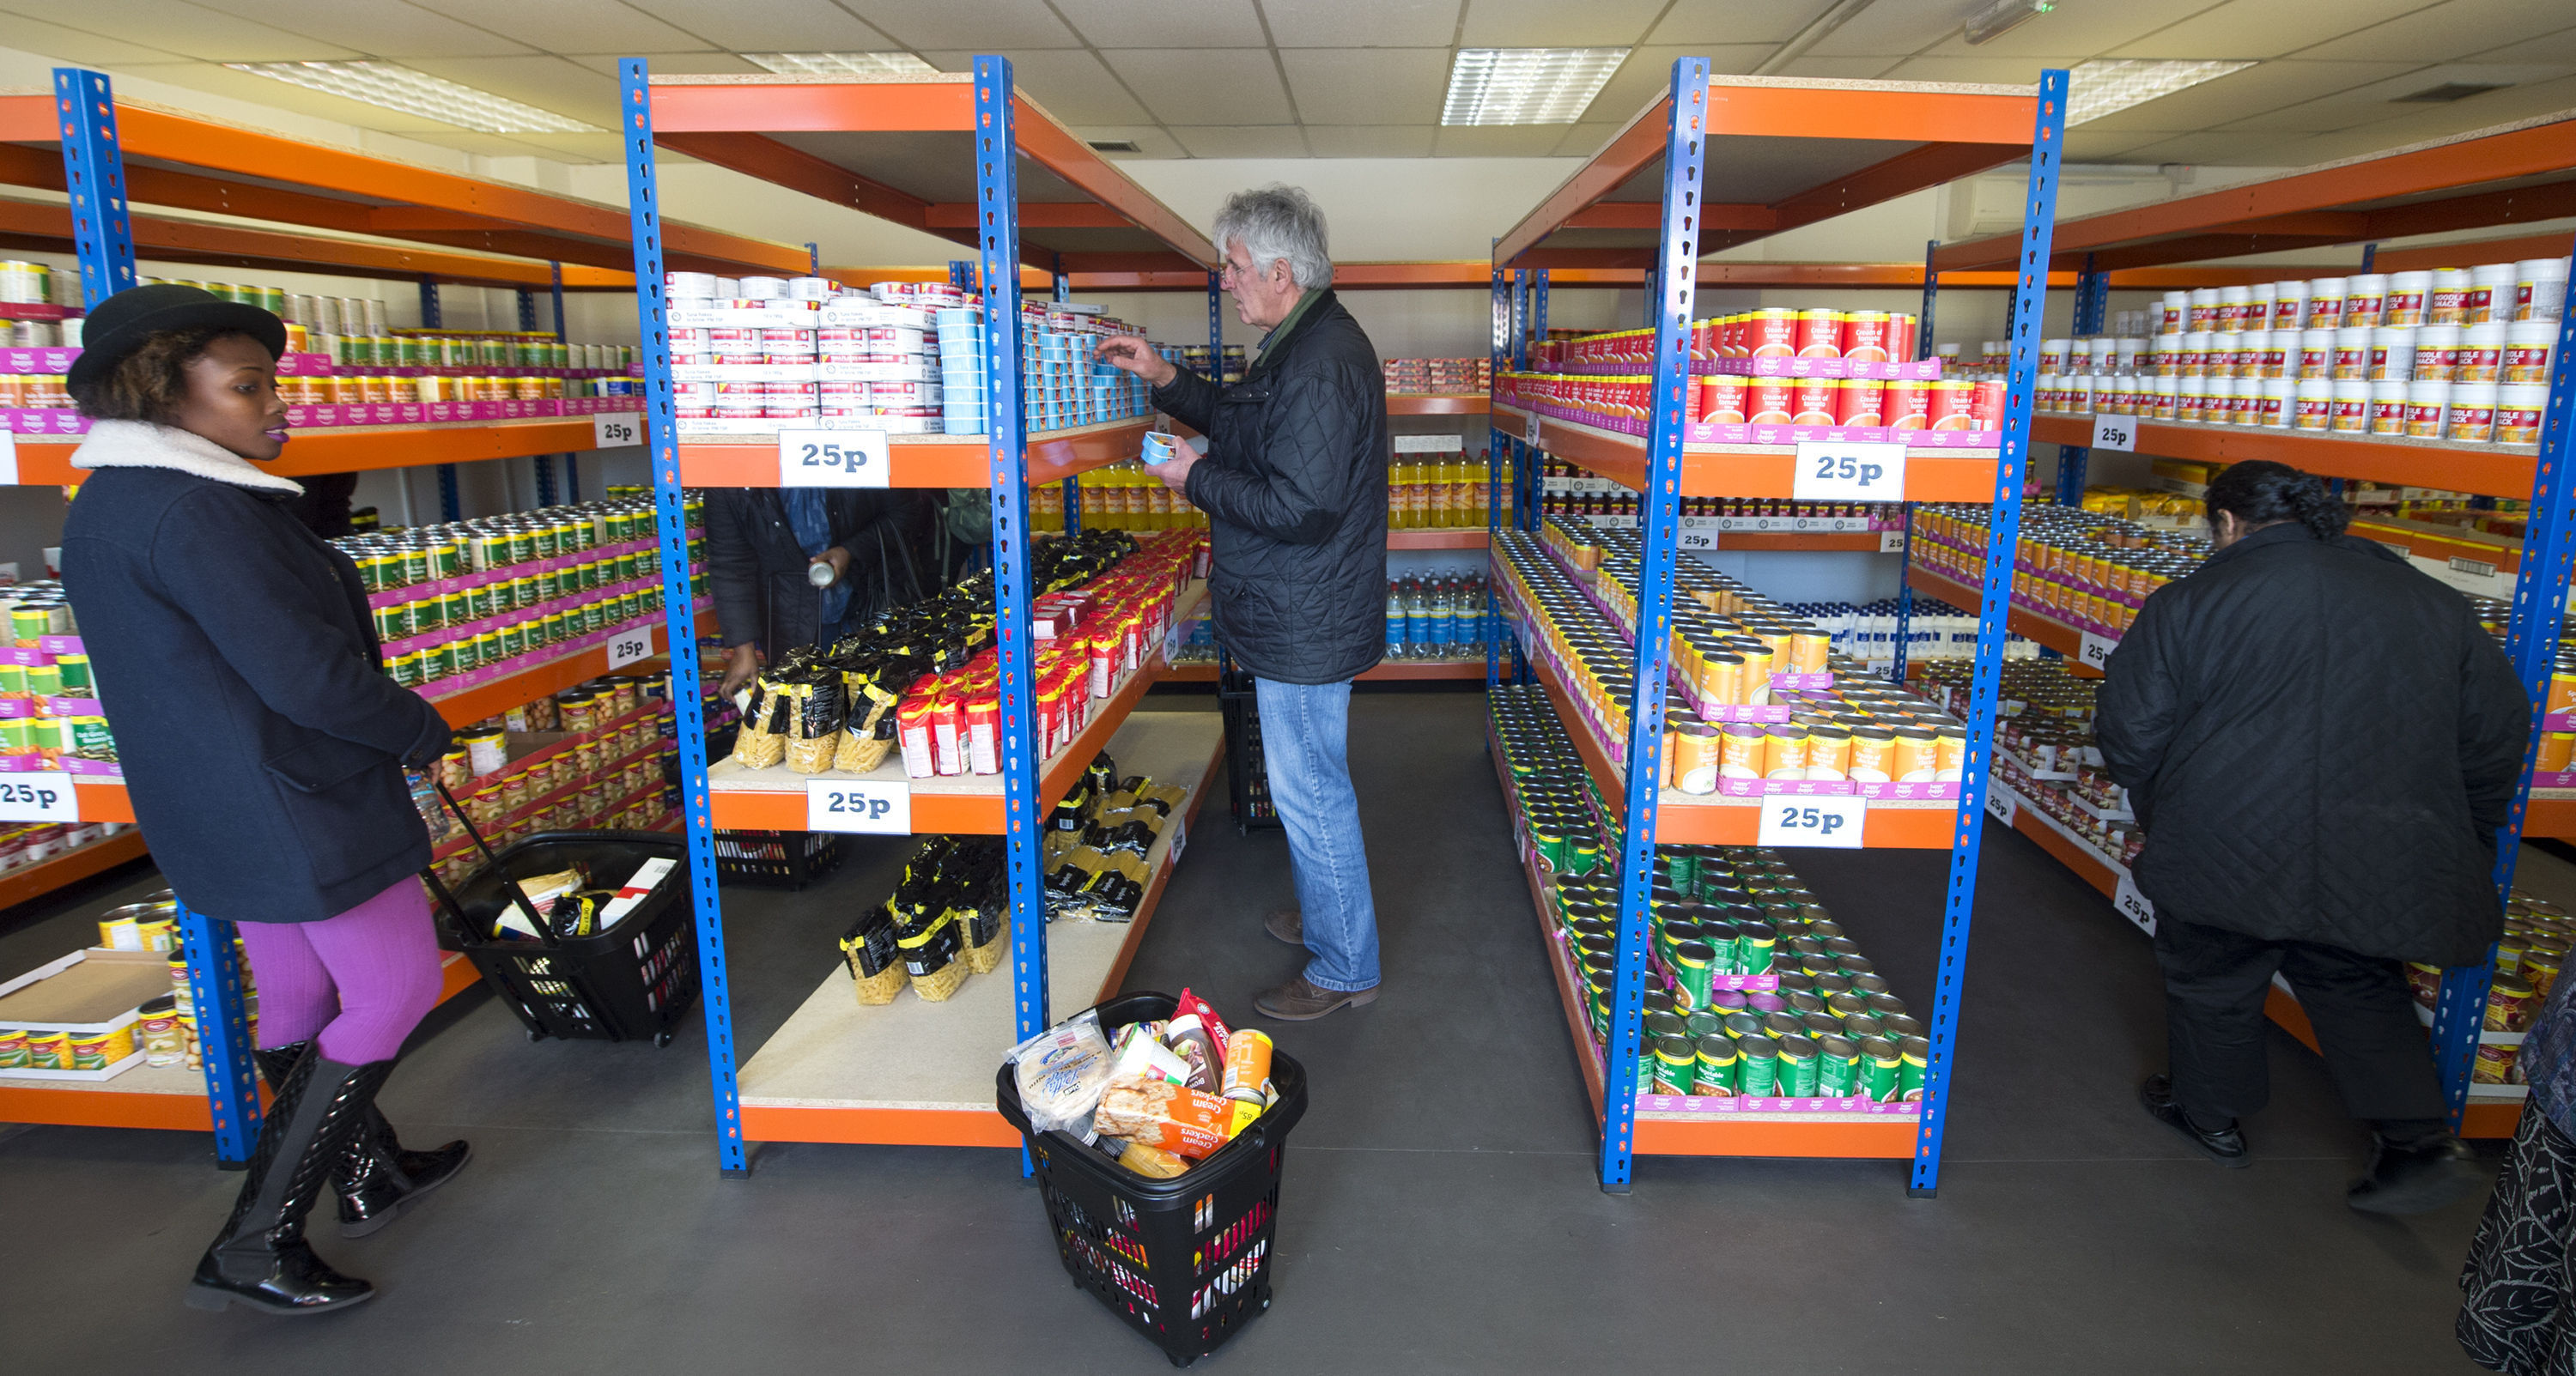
left=0, top=688, right=2543, bottom=1373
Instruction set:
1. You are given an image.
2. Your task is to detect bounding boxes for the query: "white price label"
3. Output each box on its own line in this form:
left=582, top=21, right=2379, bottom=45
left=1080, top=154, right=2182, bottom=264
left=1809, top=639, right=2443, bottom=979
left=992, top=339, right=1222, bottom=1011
left=1985, top=786, right=2018, bottom=828
left=777, top=427, right=890, bottom=487
left=1879, top=529, right=1906, bottom=555
left=1679, top=528, right=1717, bottom=551
left=1523, top=410, right=1543, bottom=447
left=1165, top=813, right=1187, bottom=865
left=1790, top=439, right=1907, bottom=502
left=0, top=775, right=79, bottom=822
left=605, top=627, right=656, bottom=670
left=2089, top=414, right=2137, bottom=452
left=591, top=410, right=642, bottom=450
left=1756, top=794, right=1866, bottom=849
left=0, top=430, right=17, bottom=486
left=2076, top=630, right=2118, bottom=673
left=805, top=779, right=912, bottom=833
left=2113, top=872, right=2157, bottom=934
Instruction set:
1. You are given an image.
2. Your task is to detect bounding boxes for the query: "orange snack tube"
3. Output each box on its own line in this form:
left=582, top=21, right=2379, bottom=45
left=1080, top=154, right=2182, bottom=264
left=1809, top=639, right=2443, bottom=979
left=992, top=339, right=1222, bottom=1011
left=1092, top=1078, right=1235, bottom=1160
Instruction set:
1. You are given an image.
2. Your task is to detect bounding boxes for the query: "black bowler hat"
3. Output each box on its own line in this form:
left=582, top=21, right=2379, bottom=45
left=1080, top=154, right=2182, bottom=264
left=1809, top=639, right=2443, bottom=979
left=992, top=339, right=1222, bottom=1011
left=66, top=283, right=288, bottom=393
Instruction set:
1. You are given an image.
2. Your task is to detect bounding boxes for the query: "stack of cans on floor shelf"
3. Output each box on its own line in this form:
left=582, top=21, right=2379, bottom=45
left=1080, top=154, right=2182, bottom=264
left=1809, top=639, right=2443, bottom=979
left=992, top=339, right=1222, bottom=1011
left=1916, top=658, right=2142, bottom=870
left=2435, top=888, right=2573, bottom=1088
left=936, top=305, right=985, bottom=434
left=1489, top=684, right=1929, bottom=1108
left=1018, top=301, right=1155, bottom=431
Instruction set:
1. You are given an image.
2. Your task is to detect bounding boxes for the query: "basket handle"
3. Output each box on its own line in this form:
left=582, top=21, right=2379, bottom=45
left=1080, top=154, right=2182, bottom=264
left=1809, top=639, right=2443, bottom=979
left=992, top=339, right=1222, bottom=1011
left=432, top=776, right=562, bottom=948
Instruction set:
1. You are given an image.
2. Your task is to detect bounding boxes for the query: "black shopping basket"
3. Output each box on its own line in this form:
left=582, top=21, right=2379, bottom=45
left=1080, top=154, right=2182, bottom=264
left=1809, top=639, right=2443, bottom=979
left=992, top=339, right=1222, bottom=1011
left=423, top=779, right=697, bottom=1046
left=995, top=991, right=1309, bottom=1367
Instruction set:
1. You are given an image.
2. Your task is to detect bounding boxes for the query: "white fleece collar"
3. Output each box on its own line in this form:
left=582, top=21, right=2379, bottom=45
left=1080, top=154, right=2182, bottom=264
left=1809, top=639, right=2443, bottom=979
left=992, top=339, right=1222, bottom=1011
left=69, top=420, right=303, bottom=497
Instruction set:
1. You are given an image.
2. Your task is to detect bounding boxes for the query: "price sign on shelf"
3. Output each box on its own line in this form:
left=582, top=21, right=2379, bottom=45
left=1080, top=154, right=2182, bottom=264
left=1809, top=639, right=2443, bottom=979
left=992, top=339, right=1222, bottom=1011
left=776, top=427, right=891, bottom=488
left=2077, top=630, right=2118, bottom=674
left=805, top=779, right=912, bottom=834
left=2089, top=414, right=2137, bottom=452
left=592, top=411, right=643, bottom=450
left=2113, top=872, right=2157, bottom=935
left=1679, top=528, right=1716, bottom=552
left=1790, top=439, right=1906, bottom=503
left=0, top=775, right=78, bottom=823
left=1522, top=410, right=1543, bottom=448
left=0, top=430, right=18, bottom=486
left=1878, top=529, right=1907, bottom=555
left=1755, top=794, right=1866, bottom=849
left=1984, top=786, right=2018, bottom=828
left=605, top=627, right=656, bottom=670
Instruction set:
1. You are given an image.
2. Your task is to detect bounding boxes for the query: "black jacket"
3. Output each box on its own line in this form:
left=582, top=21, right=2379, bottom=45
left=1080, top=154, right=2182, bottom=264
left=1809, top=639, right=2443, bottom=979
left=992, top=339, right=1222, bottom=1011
left=1157, top=288, right=1388, bottom=684
left=63, top=459, right=452, bottom=925
left=2097, top=522, right=2529, bottom=965
left=706, top=488, right=930, bottom=656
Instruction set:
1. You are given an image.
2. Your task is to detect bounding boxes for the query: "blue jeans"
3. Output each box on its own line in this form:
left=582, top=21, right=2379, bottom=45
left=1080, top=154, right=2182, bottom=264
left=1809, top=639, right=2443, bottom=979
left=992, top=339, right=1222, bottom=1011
left=1254, top=676, right=1381, bottom=991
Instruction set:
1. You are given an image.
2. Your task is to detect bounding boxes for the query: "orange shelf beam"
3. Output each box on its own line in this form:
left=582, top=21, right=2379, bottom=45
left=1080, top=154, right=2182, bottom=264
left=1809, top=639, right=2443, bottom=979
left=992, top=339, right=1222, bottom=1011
left=1716, top=531, right=1889, bottom=552
left=1387, top=394, right=1491, bottom=415
left=0, top=828, right=147, bottom=910
left=18, top=417, right=629, bottom=487
left=1498, top=403, right=2001, bottom=502
left=2029, top=414, right=2536, bottom=500
left=675, top=418, right=1148, bottom=488
left=1387, top=527, right=1490, bottom=550
left=0, top=200, right=635, bottom=291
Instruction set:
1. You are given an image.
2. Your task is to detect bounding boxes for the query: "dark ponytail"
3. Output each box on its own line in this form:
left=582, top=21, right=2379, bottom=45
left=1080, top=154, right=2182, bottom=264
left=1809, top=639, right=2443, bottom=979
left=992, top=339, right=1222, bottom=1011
left=2205, top=459, right=2348, bottom=541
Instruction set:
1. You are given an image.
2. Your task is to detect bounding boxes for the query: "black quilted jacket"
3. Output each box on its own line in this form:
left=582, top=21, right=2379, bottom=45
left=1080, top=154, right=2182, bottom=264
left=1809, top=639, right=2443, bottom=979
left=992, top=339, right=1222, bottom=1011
left=2096, top=522, right=2530, bottom=965
left=1157, top=289, right=1388, bottom=684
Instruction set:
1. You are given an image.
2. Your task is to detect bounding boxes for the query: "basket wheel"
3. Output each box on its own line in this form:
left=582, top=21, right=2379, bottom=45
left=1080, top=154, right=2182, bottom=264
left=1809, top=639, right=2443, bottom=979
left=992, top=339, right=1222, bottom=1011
left=653, top=1031, right=673, bottom=1048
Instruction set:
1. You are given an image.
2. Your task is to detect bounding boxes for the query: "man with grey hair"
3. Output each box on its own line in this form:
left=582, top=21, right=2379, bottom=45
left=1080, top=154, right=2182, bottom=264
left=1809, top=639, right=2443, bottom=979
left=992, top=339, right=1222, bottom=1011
left=1098, top=184, right=1389, bottom=1021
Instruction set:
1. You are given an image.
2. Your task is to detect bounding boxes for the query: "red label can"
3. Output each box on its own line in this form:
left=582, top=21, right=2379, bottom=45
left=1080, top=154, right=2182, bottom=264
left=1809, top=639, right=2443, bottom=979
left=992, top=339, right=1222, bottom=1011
left=1748, top=309, right=1798, bottom=358
left=1700, top=373, right=1748, bottom=423
left=1791, top=377, right=1838, bottom=426
left=1795, top=309, right=1844, bottom=359
left=1843, top=312, right=1892, bottom=363
left=1883, top=378, right=1932, bottom=429
left=1834, top=377, right=1886, bottom=427
left=1971, top=379, right=2008, bottom=428
left=1747, top=379, right=1795, bottom=425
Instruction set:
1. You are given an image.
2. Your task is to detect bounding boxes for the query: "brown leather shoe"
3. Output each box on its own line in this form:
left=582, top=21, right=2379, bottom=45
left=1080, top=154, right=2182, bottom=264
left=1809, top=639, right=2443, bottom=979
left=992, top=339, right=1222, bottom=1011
left=1264, top=907, right=1302, bottom=945
left=1254, top=974, right=1378, bottom=1021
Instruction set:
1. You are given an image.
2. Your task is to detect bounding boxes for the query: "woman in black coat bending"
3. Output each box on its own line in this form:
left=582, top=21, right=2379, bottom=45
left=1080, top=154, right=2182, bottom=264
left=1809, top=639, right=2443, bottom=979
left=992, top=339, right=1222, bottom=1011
left=61, top=285, right=465, bottom=1315
left=2099, top=460, right=2529, bottom=1211
left=705, top=487, right=929, bottom=698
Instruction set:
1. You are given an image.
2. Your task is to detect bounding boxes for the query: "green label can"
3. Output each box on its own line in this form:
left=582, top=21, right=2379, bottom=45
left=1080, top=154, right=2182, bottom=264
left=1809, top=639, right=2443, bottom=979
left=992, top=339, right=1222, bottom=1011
left=1859, top=1036, right=1902, bottom=1102
left=1737, top=1034, right=1780, bottom=1096
left=1651, top=1034, right=1698, bottom=1095
left=1740, top=929, right=1776, bottom=974
left=1900, top=1036, right=1930, bottom=1101
left=1692, top=1035, right=1738, bottom=1097
left=1683, top=1011, right=1722, bottom=1040
left=1776, top=1034, right=1820, bottom=1097
left=451, top=633, right=479, bottom=672
left=1722, top=1012, right=1763, bottom=1042
left=1817, top=1034, right=1860, bottom=1098
left=1643, top=1011, right=1688, bottom=1046
left=1698, top=919, right=1741, bottom=975
left=1669, top=939, right=1716, bottom=1012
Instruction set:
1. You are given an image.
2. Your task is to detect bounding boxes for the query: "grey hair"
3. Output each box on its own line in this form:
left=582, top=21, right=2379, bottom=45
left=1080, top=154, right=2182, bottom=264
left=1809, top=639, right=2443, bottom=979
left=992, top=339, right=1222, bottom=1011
left=1212, top=185, right=1333, bottom=291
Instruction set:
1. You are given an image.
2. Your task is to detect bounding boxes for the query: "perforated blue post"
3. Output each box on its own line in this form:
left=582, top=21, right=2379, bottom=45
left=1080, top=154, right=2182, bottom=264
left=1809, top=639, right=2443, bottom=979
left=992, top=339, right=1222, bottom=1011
left=950, top=259, right=975, bottom=291
left=436, top=464, right=459, bottom=521
left=2440, top=233, right=2576, bottom=1126
left=531, top=270, right=556, bottom=506
left=1207, top=269, right=1223, bottom=373
left=1599, top=57, right=1710, bottom=1196
left=1910, top=68, right=2070, bottom=1198
left=805, top=242, right=819, bottom=276
left=52, top=69, right=135, bottom=306
left=2360, top=242, right=2378, bottom=274
left=1053, top=253, right=1071, bottom=302
left=622, top=58, right=743, bottom=1177
left=1488, top=264, right=1509, bottom=688
left=550, top=260, right=567, bottom=341
left=976, top=58, right=1049, bottom=1070
left=2055, top=253, right=2106, bottom=504
left=176, top=901, right=258, bottom=1167
left=1532, top=269, right=1550, bottom=352
left=1641, top=264, right=1657, bottom=330
left=417, top=278, right=440, bottom=328
left=1891, top=503, right=1917, bottom=684
left=1917, top=239, right=1939, bottom=361
left=1510, top=270, right=1532, bottom=371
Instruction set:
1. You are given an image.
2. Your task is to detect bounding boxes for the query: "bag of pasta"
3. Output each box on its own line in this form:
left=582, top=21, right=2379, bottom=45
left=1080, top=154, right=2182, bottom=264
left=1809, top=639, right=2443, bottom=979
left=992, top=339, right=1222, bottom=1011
left=840, top=906, right=906, bottom=1006
left=730, top=673, right=788, bottom=770
left=775, top=663, right=846, bottom=776
left=832, top=658, right=902, bottom=774
left=896, top=907, right=967, bottom=1000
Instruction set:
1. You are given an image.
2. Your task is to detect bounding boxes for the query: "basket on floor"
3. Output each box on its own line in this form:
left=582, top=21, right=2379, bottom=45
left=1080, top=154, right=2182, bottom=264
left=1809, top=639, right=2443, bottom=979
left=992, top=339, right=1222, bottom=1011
left=427, top=830, right=696, bottom=1046
left=995, top=991, right=1309, bottom=1368
left=1217, top=650, right=1281, bottom=834
left=713, top=828, right=846, bottom=889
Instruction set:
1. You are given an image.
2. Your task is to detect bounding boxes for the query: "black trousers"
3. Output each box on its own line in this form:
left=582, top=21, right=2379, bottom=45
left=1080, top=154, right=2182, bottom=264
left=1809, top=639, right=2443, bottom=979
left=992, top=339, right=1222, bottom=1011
left=2154, top=917, right=2448, bottom=1125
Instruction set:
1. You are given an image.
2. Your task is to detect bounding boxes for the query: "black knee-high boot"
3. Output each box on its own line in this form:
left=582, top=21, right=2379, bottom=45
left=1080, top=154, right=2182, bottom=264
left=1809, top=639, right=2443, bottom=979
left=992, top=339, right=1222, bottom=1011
left=187, top=1047, right=392, bottom=1314
left=253, top=1044, right=471, bottom=1239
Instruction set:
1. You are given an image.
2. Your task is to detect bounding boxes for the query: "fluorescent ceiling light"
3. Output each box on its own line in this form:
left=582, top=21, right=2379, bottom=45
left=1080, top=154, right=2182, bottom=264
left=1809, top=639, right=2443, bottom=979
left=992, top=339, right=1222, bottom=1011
left=1965, top=0, right=2055, bottom=45
left=2066, top=59, right=2257, bottom=125
left=224, top=61, right=597, bottom=134
left=743, top=52, right=939, bottom=77
left=1443, top=49, right=1630, bottom=126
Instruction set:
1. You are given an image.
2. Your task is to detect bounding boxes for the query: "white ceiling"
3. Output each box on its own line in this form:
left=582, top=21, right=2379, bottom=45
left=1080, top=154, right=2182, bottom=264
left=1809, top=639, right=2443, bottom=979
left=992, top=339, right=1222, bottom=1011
left=3, top=0, right=2572, bottom=169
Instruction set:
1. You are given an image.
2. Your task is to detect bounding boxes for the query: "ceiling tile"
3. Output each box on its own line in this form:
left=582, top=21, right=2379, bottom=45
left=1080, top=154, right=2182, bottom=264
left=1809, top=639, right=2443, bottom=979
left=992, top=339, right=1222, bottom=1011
left=0, top=0, right=361, bottom=61
left=1588, top=46, right=1777, bottom=127
left=1649, top=0, right=1837, bottom=47
left=619, top=0, right=899, bottom=51
left=2471, top=27, right=2576, bottom=64
left=1071, top=124, right=1188, bottom=158
left=2074, top=60, right=2421, bottom=133
left=391, top=0, right=710, bottom=54
left=1805, top=0, right=2000, bottom=58
left=2289, top=0, right=2572, bottom=62
left=185, top=0, right=535, bottom=58
left=1772, top=57, right=1904, bottom=79
left=1909, top=0, right=2228, bottom=59
left=1878, top=55, right=2088, bottom=85
left=1049, top=0, right=1266, bottom=48
left=2108, top=0, right=2439, bottom=60
left=1303, top=125, right=1437, bottom=157
left=1101, top=48, right=1292, bottom=124
left=1279, top=48, right=1449, bottom=125
left=2219, top=63, right=2576, bottom=132
left=104, top=61, right=469, bottom=132
left=0, top=12, right=185, bottom=62
left=1267, top=0, right=1461, bottom=48
left=1458, top=0, right=1669, bottom=48
left=1170, top=125, right=1310, bottom=158
left=919, top=50, right=1151, bottom=124
left=844, top=0, right=1083, bottom=49
left=399, top=55, right=624, bottom=126
left=1432, top=125, right=1572, bottom=155
left=568, top=52, right=765, bottom=77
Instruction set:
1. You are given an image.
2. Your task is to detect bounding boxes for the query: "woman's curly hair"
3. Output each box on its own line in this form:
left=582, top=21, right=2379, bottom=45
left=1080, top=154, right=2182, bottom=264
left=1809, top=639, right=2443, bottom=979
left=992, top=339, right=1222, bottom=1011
left=69, top=327, right=259, bottom=424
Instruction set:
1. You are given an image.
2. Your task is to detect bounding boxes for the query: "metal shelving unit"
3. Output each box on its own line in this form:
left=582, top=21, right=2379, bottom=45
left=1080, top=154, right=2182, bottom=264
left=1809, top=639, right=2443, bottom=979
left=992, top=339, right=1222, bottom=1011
left=621, top=58, right=1230, bottom=1170
left=1918, top=111, right=2576, bottom=1137
left=1485, top=65, right=2062, bottom=1193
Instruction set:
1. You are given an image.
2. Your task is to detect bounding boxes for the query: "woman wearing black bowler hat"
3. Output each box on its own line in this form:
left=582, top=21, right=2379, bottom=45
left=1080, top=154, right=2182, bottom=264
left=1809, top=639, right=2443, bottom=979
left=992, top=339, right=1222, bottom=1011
left=60, top=283, right=467, bottom=1315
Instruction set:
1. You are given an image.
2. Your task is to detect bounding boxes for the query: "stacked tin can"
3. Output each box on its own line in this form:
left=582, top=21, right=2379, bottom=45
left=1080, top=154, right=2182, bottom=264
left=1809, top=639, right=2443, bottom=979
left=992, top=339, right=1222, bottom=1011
left=1911, top=503, right=2208, bottom=639
left=2430, top=888, right=2575, bottom=1086
left=936, top=305, right=985, bottom=435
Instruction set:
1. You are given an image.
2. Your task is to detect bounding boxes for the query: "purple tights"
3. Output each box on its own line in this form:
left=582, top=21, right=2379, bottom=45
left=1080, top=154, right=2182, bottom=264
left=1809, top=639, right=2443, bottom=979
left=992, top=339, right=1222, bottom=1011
left=233, top=878, right=444, bottom=1064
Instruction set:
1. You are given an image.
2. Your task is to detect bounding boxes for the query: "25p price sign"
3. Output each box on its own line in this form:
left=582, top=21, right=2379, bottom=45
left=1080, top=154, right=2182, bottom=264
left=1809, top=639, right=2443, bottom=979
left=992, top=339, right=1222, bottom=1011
left=777, top=428, right=890, bottom=488
left=1792, top=439, right=1906, bottom=503
left=2089, top=414, right=2137, bottom=452
left=1756, top=794, right=1865, bottom=849
left=605, top=627, right=656, bottom=670
left=592, top=411, right=642, bottom=450
left=805, top=779, right=911, bottom=833
left=2078, top=630, right=2118, bottom=674
left=0, top=775, right=79, bottom=823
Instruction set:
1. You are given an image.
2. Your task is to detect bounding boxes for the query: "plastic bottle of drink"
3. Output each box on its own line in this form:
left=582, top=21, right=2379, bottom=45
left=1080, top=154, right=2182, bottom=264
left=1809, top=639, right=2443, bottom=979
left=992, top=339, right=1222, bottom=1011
left=1421, top=577, right=1450, bottom=658
left=1403, top=577, right=1429, bottom=658
left=1384, top=580, right=1406, bottom=659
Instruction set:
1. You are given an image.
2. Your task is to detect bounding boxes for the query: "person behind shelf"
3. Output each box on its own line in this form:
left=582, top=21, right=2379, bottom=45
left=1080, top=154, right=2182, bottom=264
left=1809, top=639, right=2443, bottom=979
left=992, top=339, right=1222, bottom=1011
left=704, top=488, right=932, bottom=699
left=282, top=470, right=360, bottom=538
left=1095, top=184, right=1389, bottom=1021
left=2098, top=458, right=2528, bottom=1213
left=2461, top=966, right=2576, bottom=1370
left=58, top=284, right=470, bottom=1315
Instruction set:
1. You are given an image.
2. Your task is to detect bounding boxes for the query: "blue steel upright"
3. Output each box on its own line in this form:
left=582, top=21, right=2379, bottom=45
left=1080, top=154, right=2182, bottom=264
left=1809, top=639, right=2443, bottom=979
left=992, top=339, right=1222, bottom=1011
left=2056, top=253, right=2106, bottom=504
left=1917, top=239, right=1939, bottom=360
left=976, top=58, right=1050, bottom=1053
left=621, top=58, right=744, bottom=1175
left=1910, top=68, right=2071, bottom=1197
left=554, top=260, right=580, bottom=500
left=175, top=903, right=258, bottom=1167
left=52, top=69, right=136, bottom=306
left=1599, top=56, right=1711, bottom=1195
left=2436, top=236, right=2576, bottom=1126
left=1487, top=264, right=1509, bottom=688
left=532, top=274, right=556, bottom=506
